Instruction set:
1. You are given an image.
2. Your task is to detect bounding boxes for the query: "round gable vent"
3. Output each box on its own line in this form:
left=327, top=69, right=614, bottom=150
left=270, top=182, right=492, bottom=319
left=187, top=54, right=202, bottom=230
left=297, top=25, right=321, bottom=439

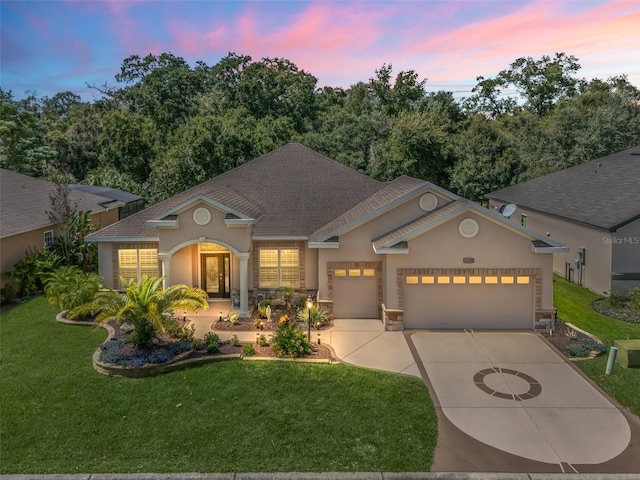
left=193, top=207, right=211, bottom=226
left=459, top=218, right=479, bottom=238
left=419, top=193, right=438, bottom=212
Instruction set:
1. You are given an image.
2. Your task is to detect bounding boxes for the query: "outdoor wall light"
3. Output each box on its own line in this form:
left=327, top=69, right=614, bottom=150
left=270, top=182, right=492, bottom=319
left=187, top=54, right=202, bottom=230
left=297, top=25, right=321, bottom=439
left=463, top=257, right=475, bottom=264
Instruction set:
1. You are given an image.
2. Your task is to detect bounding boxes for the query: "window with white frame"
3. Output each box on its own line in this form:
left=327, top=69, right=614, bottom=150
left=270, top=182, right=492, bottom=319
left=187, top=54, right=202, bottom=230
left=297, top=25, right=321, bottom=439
left=118, top=248, right=158, bottom=287
left=259, top=248, right=299, bottom=288
left=43, top=230, right=54, bottom=250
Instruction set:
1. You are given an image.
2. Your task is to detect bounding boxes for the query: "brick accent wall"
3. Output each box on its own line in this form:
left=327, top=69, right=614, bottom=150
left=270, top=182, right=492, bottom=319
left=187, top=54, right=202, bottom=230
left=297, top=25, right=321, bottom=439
left=396, top=267, right=543, bottom=316
left=327, top=261, right=383, bottom=319
left=111, top=242, right=160, bottom=288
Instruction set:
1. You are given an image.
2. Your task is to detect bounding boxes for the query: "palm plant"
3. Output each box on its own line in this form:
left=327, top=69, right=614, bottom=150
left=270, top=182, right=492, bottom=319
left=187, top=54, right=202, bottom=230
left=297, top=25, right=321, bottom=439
left=70, top=276, right=208, bottom=348
left=44, top=266, right=103, bottom=317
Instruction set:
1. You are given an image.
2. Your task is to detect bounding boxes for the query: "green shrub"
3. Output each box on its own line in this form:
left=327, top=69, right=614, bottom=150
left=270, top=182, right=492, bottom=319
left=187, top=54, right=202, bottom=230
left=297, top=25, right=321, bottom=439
left=229, top=334, right=241, bottom=347
left=629, top=287, right=640, bottom=316
left=229, top=313, right=240, bottom=325
left=44, top=266, right=102, bottom=315
left=162, top=317, right=196, bottom=343
left=568, top=338, right=606, bottom=357
left=271, top=322, right=312, bottom=358
left=607, top=291, right=625, bottom=308
left=204, top=332, right=220, bottom=353
left=281, top=287, right=294, bottom=306
left=256, top=333, right=269, bottom=347
left=243, top=343, right=255, bottom=356
left=0, top=283, right=17, bottom=306
left=5, top=248, right=61, bottom=296
left=298, top=304, right=330, bottom=327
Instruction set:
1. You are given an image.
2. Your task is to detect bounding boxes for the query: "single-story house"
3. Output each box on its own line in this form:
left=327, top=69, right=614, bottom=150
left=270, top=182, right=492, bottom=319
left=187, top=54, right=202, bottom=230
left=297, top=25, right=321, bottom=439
left=486, top=145, right=640, bottom=295
left=88, top=143, right=567, bottom=330
left=0, top=168, right=144, bottom=283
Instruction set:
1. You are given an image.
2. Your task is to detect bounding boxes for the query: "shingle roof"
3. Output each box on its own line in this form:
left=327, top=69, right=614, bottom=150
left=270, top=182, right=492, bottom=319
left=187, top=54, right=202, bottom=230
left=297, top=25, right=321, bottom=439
left=88, top=143, right=382, bottom=241
left=309, top=176, right=441, bottom=242
left=0, top=169, right=133, bottom=239
left=70, top=185, right=143, bottom=203
left=486, top=146, right=640, bottom=231
left=372, top=199, right=566, bottom=252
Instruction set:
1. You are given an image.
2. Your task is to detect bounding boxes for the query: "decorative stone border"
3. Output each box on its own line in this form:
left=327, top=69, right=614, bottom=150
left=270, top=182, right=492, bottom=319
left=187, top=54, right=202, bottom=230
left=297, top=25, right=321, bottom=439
left=564, top=322, right=607, bottom=362
left=57, top=310, right=336, bottom=378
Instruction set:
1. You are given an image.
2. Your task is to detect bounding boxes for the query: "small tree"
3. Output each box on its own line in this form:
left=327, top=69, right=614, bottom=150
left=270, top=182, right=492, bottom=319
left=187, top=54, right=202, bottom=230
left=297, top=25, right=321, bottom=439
left=70, top=276, right=208, bottom=348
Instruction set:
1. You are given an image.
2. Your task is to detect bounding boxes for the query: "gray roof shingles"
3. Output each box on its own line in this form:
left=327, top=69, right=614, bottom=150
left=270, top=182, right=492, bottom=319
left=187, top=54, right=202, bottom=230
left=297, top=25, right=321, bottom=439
left=88, top=143, right=383, bottom=241
left=0, top=169, right=135, bottom=239
left=486, top=146, right=640, bottom=231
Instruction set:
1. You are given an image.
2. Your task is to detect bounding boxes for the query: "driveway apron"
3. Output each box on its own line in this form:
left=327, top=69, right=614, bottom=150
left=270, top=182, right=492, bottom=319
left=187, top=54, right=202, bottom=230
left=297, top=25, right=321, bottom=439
left=405, top=330, right=636, bottom=473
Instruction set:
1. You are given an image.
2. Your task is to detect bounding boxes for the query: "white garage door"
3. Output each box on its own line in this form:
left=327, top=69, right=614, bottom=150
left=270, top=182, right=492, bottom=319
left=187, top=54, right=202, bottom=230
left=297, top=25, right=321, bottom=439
left=403, top=272, right=533, bottom=329
left=333, top=267, right=378, bottom=318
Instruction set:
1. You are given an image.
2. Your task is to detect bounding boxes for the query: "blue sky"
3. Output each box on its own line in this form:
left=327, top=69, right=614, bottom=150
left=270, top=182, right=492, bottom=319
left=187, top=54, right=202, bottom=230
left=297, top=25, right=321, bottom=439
left=1, top=0, right=639, bottom=101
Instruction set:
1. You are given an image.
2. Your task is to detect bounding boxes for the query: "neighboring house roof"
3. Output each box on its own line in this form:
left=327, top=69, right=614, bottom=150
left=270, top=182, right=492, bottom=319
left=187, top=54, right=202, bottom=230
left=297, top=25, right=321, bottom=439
left=70, top=185, right=143, bottom=205
left=486, top=146, right=640, bottom=231
left=0, top=169, right=137, bottom=239
left=372, top=199, right=568, bottom=254
left=88, top=143, right=382, bottom=241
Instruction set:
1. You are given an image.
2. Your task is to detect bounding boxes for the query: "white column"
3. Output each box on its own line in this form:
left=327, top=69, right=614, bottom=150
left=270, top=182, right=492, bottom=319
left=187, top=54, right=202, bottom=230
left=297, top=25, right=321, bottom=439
left=237, top=253, right=250, bottom=317
left=158, top=254, right=171, bottom=290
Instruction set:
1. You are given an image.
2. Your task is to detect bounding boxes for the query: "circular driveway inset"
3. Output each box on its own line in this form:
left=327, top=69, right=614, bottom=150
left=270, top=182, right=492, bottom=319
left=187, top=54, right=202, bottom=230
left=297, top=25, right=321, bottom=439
left=409, top=331, right=631, bottom=465
left=474, top=367, right=542, bottom=401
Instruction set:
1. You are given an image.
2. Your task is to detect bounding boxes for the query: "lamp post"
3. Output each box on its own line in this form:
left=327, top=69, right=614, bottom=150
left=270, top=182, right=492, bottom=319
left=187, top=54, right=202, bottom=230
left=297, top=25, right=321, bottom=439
left=306, top=295, right=313, bottom=341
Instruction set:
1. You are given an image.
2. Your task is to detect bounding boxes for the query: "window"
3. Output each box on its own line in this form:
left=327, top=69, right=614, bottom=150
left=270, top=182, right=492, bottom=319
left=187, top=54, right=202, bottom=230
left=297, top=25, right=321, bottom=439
left=348, top=269, right=361, bottom=277
left=259, top=248, right=299, bottom=288
left=43, top=230, right=54, bottom=250
left=406, top=276, right=419, bottom=284
left=521, top=214, right=527, bottom=227
left=335, top=269, right=347, bottom=277
left=118, top=248, right=158, bottom=287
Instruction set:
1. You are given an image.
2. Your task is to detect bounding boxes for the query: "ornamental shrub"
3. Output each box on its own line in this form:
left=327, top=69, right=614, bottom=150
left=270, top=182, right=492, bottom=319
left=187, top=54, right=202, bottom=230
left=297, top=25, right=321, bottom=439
left=271, top=322, right=312, bottom=358
left=243, top=343, right=255, bottom=356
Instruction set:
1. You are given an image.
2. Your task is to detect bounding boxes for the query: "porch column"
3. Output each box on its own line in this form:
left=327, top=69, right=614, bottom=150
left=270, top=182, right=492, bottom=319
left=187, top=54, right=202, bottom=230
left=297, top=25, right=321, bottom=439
left=158, top=254, right=171, bottom=290
left=237, top=253, right=250, bottom=317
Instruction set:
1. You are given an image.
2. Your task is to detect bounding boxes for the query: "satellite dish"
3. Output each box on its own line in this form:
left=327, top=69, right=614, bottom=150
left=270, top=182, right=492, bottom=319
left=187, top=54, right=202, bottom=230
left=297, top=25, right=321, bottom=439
left=502, top=204, right=516, bottom=218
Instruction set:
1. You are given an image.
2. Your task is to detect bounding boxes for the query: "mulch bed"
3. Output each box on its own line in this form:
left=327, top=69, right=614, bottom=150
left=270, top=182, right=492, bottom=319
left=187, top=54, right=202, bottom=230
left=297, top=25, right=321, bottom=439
left=592, top=298, right=640, bottom=323
left=543, top=320, right=600, bottom=357
left=213, top=304, right=333, bottom=332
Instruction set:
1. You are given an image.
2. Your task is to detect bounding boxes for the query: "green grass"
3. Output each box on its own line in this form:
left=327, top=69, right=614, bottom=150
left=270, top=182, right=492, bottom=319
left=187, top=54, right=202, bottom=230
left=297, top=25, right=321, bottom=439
left=553, top=275, right=640, bottom=416
left=0, top=297, right=437, bottom=474
left=553, top=275, right=640, bottom=344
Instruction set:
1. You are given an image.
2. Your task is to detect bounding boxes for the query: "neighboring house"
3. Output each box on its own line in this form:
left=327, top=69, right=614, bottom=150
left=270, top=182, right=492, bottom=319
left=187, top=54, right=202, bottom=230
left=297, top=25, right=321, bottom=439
left=486, top=145, right=640, bottom=295
left=87, top=143, right=566, bottom=330
left=0, top=169, right=144, bottom=283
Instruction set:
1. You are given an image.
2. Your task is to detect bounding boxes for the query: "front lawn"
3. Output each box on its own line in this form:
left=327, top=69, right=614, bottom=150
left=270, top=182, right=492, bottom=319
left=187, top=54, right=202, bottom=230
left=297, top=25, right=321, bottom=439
left=0, top=297, right=437, bottom=474
left=553, top=275, right=640, bottom=416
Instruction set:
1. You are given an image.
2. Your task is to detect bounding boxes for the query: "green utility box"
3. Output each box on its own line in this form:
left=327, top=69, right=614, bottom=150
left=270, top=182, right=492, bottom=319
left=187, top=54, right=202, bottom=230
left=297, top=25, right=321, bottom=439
left=614, top=339, right=640, bottom=368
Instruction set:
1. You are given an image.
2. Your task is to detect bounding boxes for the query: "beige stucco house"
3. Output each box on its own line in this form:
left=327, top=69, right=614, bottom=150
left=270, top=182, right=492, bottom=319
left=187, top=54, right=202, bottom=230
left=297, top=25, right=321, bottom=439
left=88, top=143, right=566, bottom=330
left=487, top=145, right=640, bottom=295
left=0, top=169, right=144, bottom=284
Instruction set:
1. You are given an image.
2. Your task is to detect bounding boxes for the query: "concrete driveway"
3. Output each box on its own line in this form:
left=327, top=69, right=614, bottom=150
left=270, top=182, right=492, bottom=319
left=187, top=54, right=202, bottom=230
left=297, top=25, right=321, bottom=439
left=326, top=321, right=638, bottom=473
left=406, top=331, right=631, bottom=469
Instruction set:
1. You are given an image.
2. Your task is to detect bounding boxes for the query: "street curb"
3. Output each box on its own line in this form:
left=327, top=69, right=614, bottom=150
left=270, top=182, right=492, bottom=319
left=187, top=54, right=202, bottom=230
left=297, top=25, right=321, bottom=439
left=3, top=473, right=640, bottom=480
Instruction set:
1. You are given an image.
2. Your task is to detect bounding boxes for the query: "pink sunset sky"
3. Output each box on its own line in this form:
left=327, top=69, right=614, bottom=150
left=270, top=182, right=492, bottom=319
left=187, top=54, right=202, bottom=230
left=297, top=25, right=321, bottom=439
left=1, top=0, right=639, bottom=101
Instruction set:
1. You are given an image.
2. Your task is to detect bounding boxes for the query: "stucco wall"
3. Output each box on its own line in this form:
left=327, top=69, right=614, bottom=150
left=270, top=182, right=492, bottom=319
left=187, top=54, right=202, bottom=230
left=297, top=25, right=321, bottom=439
left=97, top=243, right=114, bottom=288
left=158, top=203, right=252, bottom=255
left=488, top=201, right=613, bottom=295
left=611, top=218, right=640, bottom=294
left=317, top=192, right=448, bottom=299
left=385, top=211, right=554, bottom=312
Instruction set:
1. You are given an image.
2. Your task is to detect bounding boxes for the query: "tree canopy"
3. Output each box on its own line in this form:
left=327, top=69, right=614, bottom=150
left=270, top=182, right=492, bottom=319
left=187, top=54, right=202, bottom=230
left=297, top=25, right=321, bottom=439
left=1, top=52, right=639, bottom=205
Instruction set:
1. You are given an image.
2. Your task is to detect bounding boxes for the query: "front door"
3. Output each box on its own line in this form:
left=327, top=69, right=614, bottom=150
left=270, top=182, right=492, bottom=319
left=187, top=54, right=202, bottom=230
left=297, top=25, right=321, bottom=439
left=201, top=253, right=230, bottom=298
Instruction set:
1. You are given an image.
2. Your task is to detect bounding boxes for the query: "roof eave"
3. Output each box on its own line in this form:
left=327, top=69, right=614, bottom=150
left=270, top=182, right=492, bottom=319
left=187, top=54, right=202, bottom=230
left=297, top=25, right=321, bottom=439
left=84, top=236, right=159, bottom=243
